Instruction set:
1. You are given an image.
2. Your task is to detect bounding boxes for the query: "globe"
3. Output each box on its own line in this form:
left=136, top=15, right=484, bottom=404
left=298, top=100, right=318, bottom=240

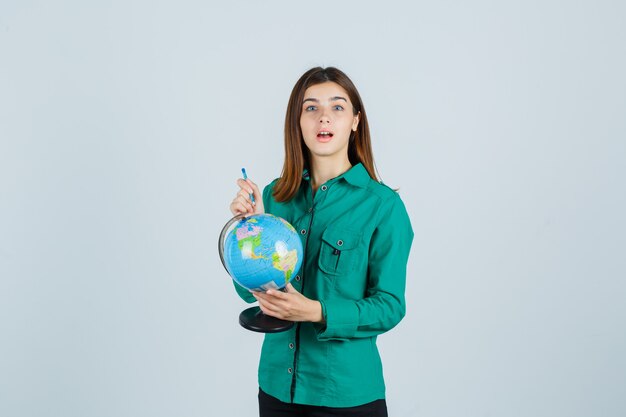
left=219, top=213, right=303, bottom=292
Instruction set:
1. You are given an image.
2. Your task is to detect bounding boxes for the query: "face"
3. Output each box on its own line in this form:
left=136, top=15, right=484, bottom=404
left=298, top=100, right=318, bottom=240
left=300, top=82, right=360, bottom=162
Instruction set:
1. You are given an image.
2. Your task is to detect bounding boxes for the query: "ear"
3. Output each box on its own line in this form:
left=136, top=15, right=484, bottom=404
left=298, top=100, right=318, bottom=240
left=352, top=111, right=361, bottom=131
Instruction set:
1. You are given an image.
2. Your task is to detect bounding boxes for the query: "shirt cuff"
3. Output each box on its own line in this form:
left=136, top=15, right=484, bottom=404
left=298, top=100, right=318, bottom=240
left=315, top=299, right=359, bottom=341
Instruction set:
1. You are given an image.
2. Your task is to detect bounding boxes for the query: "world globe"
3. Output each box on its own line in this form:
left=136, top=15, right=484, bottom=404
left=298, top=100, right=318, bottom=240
left=219, top=213, right=303, bottom=292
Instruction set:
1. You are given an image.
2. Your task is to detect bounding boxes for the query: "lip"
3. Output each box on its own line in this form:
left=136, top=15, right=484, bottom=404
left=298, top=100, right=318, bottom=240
left=316, top=129, right=334, bottom=143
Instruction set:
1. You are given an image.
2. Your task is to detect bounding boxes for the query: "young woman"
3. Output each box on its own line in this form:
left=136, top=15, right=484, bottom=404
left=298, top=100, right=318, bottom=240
left=229, top=66, right=414, bottom=417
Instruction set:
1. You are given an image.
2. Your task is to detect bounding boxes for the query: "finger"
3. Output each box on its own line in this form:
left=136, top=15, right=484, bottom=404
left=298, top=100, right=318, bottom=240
left=254, top=291, right=284, bottom=305
left=257, top=301, right=273, bottom=316
left=265, top=289, right=293, bottom=303
left=230, top=202, right=248, bottom=215
left=230, top=202, right=251, bottom=216
left=235, top=194, right=253, bottom=209
left=253, top=292, right=271, bottom=307
left=252, top=291, right=274, bottom=303
left=237, top=179, right=259, bottom=210
left=261, top=307, right=284, bottom=320
left=255, top=292, right=289, bottom=311
left=245, top=177, right=258, bottom=189
left=245, top=179, right=262, bottom=201
left=257, top=298, right=282, bottom=317
left=236, top=179, right=254, bottom=195
left=234, top=195, right=254, bottom=213
left=237, top=188, right=254, bottom=202
left=252, top=291, right=266, bottom=300
left=265, top=289, right=288, bottom=299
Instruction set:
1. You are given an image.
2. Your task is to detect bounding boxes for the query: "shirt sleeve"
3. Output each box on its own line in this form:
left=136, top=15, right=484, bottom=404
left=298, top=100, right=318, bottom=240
left=231, top=280, right=256, bottom=303
left=316, top=193, right=414, bottom=341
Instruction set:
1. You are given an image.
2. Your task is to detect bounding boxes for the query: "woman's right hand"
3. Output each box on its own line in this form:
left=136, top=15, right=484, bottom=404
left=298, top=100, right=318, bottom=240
left=229, top=177, right=265, bottom=216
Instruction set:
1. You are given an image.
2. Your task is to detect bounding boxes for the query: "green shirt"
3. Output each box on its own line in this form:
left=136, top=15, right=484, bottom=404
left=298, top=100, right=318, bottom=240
left=233, top=162, right=414, bottom=407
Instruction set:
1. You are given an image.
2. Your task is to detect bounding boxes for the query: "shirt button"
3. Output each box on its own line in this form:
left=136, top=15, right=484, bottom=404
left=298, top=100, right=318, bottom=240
left=300, top=229, right=307, bottom=235
left=289, top=343, right=294, bottom=349
left=308, top=207, right=313, bottom=213
left=321, top=185, right=328, bottom=191
left=295, top=275, right=301, bottom=282
left=288, top=368, right=293, bottom=374
left=337, top=240, right=344, bottom=246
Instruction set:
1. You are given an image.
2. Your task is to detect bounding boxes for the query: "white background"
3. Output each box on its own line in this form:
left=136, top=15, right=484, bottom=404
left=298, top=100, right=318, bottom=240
left=1, top=1, right=625, bottom=416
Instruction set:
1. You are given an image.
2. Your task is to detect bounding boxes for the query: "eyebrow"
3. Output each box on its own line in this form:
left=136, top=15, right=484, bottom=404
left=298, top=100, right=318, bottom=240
left=302, top=96, right=348, bottom=104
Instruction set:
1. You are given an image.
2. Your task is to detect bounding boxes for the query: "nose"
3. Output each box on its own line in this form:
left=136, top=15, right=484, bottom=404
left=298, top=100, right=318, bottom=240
left=319, top=108, right=331, bottom=124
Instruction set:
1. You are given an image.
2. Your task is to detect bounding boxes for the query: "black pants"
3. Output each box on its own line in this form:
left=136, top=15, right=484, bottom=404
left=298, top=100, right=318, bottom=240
left=258, top=388, right=388, bottom=417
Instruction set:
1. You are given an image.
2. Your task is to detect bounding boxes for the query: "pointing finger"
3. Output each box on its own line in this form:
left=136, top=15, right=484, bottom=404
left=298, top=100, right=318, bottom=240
left=266, top=289, right=288, bottom=299
left=236, top=179, right=254, bottom=195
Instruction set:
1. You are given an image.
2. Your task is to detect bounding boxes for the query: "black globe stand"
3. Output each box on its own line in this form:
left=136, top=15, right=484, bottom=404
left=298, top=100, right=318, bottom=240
left=239, top=306, right=294, bottom=333
left=219, top=214, right=295, bottom=333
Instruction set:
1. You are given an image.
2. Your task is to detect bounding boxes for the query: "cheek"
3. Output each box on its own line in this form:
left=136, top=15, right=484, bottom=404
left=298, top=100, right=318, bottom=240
left=299, top=121, right=312, bottom=141
left=337, top=120, right=354, bottom=135
left=300, top=115, right=316, bottom=131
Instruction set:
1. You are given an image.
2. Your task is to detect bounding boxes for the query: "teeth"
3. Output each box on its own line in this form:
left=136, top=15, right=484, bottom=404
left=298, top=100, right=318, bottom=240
left=319, top=132, right=332, bottom=136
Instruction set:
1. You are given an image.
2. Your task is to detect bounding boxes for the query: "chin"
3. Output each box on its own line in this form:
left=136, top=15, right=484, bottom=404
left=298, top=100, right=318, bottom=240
left=311, top=147, right=349, bottom=159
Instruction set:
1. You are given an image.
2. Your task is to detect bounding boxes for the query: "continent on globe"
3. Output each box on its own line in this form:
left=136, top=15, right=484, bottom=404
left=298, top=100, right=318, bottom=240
left=236, top=222, right=264, bottom=260
left=272, top=241, right=298, bottom=282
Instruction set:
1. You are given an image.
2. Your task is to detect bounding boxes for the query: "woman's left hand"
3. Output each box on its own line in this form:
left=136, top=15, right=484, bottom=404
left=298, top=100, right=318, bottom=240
left=251, top=283, right=324, bottom=323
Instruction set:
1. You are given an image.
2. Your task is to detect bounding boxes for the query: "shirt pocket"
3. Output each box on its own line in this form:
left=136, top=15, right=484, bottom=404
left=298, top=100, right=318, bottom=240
left=318, top=226, right=363, bottom=276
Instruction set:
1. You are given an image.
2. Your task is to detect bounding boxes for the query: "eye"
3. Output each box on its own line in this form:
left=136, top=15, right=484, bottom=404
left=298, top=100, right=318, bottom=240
left=305, top=105, right=317, bottom=111
left=333, top=105, right=344, bottom=111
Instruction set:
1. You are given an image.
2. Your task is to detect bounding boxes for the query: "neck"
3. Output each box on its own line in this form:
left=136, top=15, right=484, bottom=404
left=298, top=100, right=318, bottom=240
left=309, top=156, right=353, bottom=191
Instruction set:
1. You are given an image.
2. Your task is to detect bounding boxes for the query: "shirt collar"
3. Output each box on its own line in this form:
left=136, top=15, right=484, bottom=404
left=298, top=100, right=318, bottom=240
left=341, top=163, right=370, bottom=188
left=301, top=162, right=370, bottom=188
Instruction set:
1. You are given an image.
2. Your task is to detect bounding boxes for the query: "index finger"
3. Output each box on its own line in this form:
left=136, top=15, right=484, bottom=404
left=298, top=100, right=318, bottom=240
left=265, top=289, right=288, bottom=299
left=236, top=178, right=254, bottom=194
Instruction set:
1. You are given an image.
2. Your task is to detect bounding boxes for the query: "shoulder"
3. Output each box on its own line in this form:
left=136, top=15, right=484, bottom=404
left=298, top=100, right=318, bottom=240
left=366, top=179, right=399, bottom=199
left=363, top=179, right=412, bottom=228
left=363, top=179, right=406, bottom=209
left=262, top=178, right=281, bottom=208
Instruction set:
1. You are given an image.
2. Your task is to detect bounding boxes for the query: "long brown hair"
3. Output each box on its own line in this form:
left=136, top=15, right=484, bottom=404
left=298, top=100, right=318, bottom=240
left=272, top=66, right=380, bottom=202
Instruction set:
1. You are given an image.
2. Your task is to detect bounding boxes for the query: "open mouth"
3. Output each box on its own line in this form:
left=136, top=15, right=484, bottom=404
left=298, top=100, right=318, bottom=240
left=317, top=131, right=334, bottom=139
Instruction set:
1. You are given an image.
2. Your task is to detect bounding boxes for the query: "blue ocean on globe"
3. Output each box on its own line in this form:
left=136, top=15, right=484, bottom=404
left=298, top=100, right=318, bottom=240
left=223, top=213, right=303, bottom=291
